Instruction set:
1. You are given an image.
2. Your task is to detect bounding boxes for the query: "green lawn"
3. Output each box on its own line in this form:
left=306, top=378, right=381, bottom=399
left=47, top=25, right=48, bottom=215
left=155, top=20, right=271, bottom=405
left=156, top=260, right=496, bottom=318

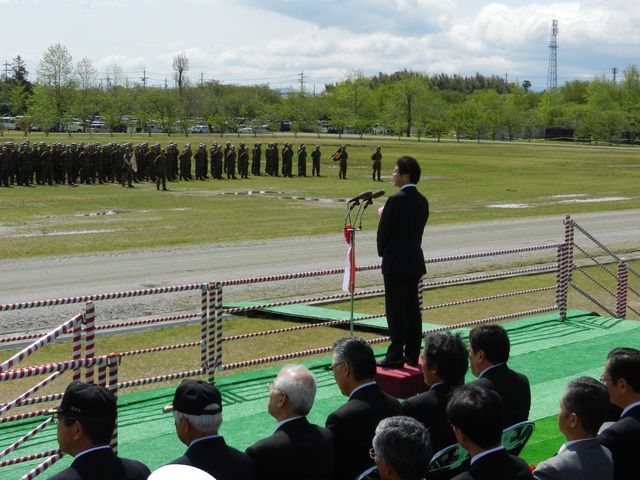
left=1, top=133, right=639, bottom=259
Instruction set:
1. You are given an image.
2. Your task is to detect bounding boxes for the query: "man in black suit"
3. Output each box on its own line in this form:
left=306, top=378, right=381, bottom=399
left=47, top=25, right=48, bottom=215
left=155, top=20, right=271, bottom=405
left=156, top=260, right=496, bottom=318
left=163, top=379, right=252, bottom=480
left=598, top=347, right=640, bottom=480
left=402, top=332, right=469, bottom=453
left=246, top=364, right=334, bottom=480
left=468, top=324, right=531, bottom=428
left=376, top=156, right=429, bottom=368
left=47, top=381, right=151, bottom=480
left=372, top=416, right=433, bottom=480
left=447, top=384, right=533, bottom=480
left=326, top=336, right=403, bottom=480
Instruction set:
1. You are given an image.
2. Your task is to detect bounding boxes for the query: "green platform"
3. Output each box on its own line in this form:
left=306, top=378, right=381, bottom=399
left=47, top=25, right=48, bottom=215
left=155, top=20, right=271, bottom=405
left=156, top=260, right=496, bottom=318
left=3, top=310, right=639, bottom=478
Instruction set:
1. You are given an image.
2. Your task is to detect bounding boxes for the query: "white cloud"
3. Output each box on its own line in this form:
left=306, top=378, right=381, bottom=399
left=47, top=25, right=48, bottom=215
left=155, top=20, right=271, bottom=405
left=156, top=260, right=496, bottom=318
left=0, top=0, right=639, bottom=91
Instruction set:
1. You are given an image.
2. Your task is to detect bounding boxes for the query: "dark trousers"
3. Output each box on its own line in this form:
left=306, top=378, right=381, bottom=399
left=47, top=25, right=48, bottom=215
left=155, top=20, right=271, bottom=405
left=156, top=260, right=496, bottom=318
left=383, top=274, right=423, bottom=362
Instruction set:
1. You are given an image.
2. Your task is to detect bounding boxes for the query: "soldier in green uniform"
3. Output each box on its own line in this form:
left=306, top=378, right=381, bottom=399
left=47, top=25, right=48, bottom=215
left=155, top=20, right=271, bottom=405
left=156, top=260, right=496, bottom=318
left=311, top=145, right=322, bottom=177
left=155, top=148, right=169, bottom=191
left=297, top=144, right=307, bottom=177
left=225, top=145, right=237, bottom=179
left=371, top=146, right=382, bottom=181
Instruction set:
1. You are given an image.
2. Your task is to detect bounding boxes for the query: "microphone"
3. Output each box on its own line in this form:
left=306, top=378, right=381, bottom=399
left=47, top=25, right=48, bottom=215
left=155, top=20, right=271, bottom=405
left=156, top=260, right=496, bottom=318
left=364, top=190, right=385, bottom=207
left=347, top=191, right=373, bottom=205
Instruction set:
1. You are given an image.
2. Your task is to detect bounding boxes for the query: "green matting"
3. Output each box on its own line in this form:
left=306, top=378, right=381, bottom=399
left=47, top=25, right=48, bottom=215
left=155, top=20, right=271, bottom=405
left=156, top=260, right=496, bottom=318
left=2, top=310, right=639, bottom=478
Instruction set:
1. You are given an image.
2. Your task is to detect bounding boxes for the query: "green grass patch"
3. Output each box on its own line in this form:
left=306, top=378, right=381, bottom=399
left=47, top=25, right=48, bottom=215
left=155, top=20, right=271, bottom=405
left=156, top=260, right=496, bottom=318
left=2, top=134, right=640, bottom=259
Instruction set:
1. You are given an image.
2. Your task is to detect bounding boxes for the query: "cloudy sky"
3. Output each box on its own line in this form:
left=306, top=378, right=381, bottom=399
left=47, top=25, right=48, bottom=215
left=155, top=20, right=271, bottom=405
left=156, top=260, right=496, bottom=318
left=1, top=0, right=638, bottom=92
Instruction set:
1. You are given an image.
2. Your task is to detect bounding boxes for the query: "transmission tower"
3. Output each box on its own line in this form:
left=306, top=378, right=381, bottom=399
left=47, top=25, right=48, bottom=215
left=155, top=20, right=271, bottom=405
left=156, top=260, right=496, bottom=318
left=547, top=19, right=558, bottom=90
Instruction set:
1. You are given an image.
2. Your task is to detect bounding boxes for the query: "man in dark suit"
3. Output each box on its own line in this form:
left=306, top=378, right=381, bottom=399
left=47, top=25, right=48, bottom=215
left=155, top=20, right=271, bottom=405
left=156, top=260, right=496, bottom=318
left=533, top=376, right=613, bottom=480
left=47, top=381, right=151, bottom=480
left=326, top=336, right=403, bottom=480
left=163, top=379, right=252, bottom=480
left=468, top=324, right=531, bottom=428
left=246, top=364, right=333, bottom=480
left=598, top=347, right=640, bottom=480
left=376, top=156, right=429, bottom=368
left=402, top=332, right=469, bottom=453
left=447, top=384, right=533, bottom=480
left=372, top=416, right=433, bottom=480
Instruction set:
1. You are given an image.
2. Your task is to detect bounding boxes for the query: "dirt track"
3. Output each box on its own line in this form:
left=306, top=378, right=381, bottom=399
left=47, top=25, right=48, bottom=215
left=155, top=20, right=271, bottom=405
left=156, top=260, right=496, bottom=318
left=1, top=210, right=639, bottom=335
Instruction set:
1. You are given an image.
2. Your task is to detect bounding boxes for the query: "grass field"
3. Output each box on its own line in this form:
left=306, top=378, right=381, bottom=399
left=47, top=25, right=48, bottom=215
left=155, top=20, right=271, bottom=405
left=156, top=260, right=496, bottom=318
left=1, top=132, right=639, bottom=260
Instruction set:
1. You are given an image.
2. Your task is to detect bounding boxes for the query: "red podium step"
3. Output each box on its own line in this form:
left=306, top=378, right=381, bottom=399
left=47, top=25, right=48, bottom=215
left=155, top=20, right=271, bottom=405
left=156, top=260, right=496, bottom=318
left=374, top=358, right=429, bottom=399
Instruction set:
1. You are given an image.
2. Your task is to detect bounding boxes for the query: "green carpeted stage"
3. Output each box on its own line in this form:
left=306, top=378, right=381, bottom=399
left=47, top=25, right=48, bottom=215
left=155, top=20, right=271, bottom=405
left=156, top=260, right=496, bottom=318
left=3, top=310, right=639, bottom=478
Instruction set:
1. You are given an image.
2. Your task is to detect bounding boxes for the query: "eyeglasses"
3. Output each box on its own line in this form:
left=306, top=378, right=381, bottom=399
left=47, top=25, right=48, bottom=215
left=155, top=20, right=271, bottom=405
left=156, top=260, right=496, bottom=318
left=51, top=413, right=77, bottom=425
left=325, top=361, right=344, bottom=372
left=599, top=376, right=612, bottom=383
left=369, top=448, right=377, bottom=460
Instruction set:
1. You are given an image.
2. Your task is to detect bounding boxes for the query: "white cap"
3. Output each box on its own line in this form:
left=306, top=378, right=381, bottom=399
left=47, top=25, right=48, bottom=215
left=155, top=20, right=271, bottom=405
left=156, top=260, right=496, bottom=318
left=149, top=465, right=216, bottom=480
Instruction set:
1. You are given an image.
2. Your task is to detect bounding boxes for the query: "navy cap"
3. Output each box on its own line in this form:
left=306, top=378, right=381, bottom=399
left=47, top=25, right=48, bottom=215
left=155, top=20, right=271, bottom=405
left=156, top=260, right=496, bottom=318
left=48, top=381, right=117, bottom=420
left=163, top=380, right=222, bottom=415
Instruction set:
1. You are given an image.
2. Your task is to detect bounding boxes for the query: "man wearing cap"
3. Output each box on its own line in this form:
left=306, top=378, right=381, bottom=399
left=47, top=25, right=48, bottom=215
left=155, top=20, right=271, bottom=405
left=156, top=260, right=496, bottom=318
left=164, top=379, right=252, bottom=480
left=48, top=381, right=151, bottom=480
left=246, top=364, right=334, bottom=480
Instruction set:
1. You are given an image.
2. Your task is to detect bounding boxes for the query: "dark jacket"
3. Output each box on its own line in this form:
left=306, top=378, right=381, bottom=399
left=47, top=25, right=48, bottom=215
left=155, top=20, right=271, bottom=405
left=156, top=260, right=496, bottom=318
left=246, top=417, right=334, bottom=480
left=377, top=186, right=429, bottom=277
left=598, top=404, right=640, bottom=480
left=47, top=446, right=150, bottom=480
left=325, top=383, right=403, bottom=480
left=169, top=435, right=253, bottom=480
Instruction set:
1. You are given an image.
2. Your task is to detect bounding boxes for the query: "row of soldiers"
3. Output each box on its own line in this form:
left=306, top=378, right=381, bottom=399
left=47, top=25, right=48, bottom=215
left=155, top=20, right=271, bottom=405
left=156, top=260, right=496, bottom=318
left=0, top=141, right=328, bottom=188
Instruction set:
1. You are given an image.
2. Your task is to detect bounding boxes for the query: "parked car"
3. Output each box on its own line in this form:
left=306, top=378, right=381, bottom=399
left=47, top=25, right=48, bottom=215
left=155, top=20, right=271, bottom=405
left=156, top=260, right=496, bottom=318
left=190, top=124, right=210, bottom=133
left=66, top=122, right=84, bottom=133
left=239, top=126, right=253, bottom=133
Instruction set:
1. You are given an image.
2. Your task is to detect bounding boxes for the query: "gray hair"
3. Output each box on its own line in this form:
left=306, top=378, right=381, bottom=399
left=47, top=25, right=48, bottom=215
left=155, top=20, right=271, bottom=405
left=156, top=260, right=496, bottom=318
left=373, top=416, right=432, bottom=480
left=273, top=364, right=317, bottom=416
left=174, top=404, right=222, bottom=433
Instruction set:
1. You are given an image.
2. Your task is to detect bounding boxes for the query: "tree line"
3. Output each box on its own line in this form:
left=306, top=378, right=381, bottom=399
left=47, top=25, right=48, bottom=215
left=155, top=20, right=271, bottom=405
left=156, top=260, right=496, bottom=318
left=2, top=43, right=640, bottom=145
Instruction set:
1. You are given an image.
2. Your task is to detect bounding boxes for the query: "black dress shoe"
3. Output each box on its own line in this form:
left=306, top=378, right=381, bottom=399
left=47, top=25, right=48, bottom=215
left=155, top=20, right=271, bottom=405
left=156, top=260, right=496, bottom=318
left=404, top=356, right=419, bottom=367
left=376, top=358, right=404, bottom=369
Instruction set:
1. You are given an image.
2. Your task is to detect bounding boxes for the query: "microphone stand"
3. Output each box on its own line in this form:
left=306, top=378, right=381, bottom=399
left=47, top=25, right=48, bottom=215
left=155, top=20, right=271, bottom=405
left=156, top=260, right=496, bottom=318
left=343, top=191, right=382, bottom=336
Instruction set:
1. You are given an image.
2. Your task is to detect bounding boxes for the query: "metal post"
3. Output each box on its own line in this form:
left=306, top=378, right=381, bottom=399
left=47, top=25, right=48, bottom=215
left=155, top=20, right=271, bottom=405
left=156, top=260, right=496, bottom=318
left=83, top=302, right=95, bottom=383
left=616, top=260, right=628, bottom=319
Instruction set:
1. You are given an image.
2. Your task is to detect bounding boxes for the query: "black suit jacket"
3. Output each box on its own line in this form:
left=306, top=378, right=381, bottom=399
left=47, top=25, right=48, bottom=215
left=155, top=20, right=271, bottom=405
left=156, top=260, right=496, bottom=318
left=471, top=363, right=531, bottom=428
left=377, top=185, right=429, bottom=277
left=452, top=448, right=533, bottom=480
left=169, top=436, right=253, bottom=480
left=246, top=417, right=334, bottom=480
left=598, top=404, right=640, bottom=480
left=47, top=446, right=150, bottom=480
left=402, top=382, right=458, bottom=453
left=325, top=383, right=403, bottom=480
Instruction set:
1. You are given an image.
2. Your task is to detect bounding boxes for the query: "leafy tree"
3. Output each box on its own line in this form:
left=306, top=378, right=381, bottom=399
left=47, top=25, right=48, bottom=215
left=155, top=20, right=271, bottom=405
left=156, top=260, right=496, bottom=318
left=35, top=43, right=76, bottom=127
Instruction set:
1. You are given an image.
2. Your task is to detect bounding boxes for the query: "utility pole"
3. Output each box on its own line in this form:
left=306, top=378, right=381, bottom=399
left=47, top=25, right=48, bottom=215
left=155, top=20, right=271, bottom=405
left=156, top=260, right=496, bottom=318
left=141, top=68, right=148, bottom=88
left=2, top=61, right=10, bottom=80
left=298, top=71, right=305, bottom=93
left=612, top=67, right=618, bottom=83
left=200, top=71, right=204, bottom=86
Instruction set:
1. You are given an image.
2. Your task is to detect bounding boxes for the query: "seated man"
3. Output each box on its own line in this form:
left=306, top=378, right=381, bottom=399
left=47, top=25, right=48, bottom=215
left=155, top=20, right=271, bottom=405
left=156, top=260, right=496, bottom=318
left=372, top=416, right=433, bottom=480
left=533, top=376, right=612, bottom=480
left=163, top=379, right=252, bottom=480
left=598, top=347, right=640, bottom=480
left=326, top=336, right=403, bottom=480
left=447, top=384, right=533, bottom=480
left=246, top=364, right=334, bottom=480
left=48, top=381, right=151, bottom=480
left=468, top=324, right=531, bottom=427
left=402, top=331, right=468, bottom=453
